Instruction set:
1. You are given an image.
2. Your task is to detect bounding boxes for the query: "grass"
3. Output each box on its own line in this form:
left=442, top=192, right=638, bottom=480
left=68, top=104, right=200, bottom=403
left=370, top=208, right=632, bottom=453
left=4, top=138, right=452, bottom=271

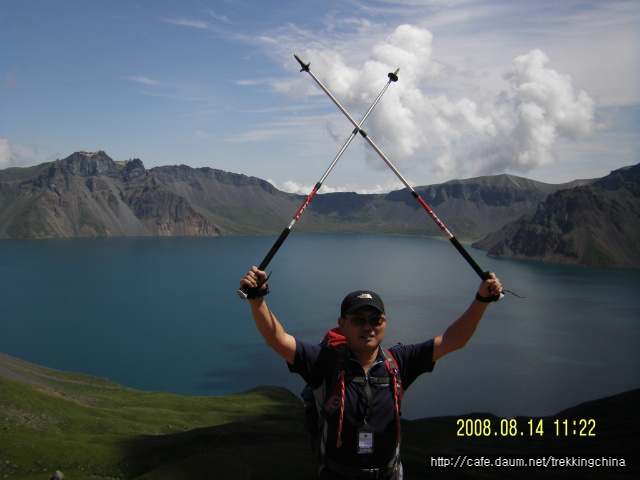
left=0, top=353, right=314, bottom=479
left=1, top=352, right=638, bottom=479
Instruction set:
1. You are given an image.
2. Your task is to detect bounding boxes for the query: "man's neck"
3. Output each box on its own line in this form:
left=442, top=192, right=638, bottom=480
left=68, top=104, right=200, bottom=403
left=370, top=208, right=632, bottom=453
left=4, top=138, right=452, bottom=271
left=351, top=346, right=381, bottom=373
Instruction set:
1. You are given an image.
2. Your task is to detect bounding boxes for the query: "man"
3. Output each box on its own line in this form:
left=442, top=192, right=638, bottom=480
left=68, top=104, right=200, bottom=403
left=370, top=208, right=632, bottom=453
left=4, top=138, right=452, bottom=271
left=240, top=266, right=502, bottom=479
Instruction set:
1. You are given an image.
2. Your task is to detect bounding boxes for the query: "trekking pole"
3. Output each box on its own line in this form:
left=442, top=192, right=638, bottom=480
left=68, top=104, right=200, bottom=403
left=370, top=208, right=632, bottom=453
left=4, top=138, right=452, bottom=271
left=296, top=55, right=503, bottom=300
left=237, top=61, right=400, bottom=300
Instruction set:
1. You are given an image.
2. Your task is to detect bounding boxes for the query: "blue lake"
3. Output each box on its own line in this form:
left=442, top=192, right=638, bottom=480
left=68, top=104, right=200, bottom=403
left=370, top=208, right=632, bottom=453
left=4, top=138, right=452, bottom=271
left=1, top=234, right=638, bottom=419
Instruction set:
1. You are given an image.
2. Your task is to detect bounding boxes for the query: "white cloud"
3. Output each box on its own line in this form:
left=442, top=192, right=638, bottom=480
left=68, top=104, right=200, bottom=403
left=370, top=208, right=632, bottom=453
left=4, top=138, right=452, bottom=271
left=227, top=128, right=286, bottom=143
left=283, top=25, right=601, bottom=180
left=234, top=79, right=265, bottom=86
left=162, top=18, right=209, bottom=29
left=205, top=9, right=231, bottom=24
left=0, top=139, right=18, bottom=169
left=271, top=178, right=404, bottom=195
left=465, top=48, right=599, bottom=174
left=184, top=1, right=630, bottom=187
left=125, top=76, right=164, bottom=86
left=0, top=139, right=51, bottom=169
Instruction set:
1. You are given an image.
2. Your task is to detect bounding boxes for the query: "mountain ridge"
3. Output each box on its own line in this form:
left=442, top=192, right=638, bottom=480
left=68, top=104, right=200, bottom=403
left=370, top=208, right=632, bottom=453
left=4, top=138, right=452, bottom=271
left=473, top=163, right=640, bottom=268
left=1, top=150, right=638, bottom=267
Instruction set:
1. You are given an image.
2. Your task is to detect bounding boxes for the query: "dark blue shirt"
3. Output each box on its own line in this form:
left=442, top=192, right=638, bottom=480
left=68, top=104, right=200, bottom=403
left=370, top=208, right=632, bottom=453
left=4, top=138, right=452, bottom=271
left=288, top=338, right=435, bottom=470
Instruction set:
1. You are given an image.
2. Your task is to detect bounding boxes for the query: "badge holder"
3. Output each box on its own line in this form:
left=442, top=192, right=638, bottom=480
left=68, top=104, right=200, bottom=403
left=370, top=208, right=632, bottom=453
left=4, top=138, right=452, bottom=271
left=358, top=421, right=374, bottom=454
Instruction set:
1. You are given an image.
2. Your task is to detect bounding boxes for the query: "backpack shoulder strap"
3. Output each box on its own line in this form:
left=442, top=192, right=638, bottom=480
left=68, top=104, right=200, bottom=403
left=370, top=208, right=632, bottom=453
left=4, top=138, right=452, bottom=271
left=382, top=349, right=403, bottom=396
left=383, top=349, right=403, bottom=445
left=383, top=348, right=398, bottom=371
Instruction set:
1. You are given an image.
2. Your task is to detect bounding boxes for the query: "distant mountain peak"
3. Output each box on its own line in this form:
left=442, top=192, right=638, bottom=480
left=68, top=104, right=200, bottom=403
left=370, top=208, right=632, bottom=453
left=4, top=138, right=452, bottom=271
left=58, top=150, right=121, bottom=177
left=77, top=150, right=106, bottom=157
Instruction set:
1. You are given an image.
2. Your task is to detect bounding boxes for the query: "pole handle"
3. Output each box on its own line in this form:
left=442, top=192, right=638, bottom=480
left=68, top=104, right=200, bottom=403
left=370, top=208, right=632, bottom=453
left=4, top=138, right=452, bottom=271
left=237, top=229, right=291, bottom=300
left=237, top=272, right=272, bottom=300
left=258, top=229, right=291, bottom=272
left=449, top=238, right=503, bottom=302
left=480, top=270, right=504, bottom=302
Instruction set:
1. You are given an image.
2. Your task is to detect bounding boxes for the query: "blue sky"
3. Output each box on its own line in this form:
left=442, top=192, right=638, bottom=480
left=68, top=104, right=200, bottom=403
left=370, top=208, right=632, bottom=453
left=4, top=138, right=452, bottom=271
left=2, top=0, right=638, bottom=193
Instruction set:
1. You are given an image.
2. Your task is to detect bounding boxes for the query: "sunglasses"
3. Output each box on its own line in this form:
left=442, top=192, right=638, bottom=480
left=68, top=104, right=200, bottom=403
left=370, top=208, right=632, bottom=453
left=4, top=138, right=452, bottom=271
left=346, top=315, right=385, bottom=327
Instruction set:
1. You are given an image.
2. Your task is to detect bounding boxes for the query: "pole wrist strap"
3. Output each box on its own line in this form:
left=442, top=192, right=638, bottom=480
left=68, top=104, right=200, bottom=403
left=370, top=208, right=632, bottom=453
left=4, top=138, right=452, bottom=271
left=246, top=284, right=270, bottom=300
left=475, top=292, right=494, bottom=303
left=246, top=272, right=272, bottom=300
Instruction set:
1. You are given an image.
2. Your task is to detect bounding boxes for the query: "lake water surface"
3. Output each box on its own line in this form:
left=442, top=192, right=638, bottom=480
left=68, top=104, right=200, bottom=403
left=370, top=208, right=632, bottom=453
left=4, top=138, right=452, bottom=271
left=1, top=234, right=638, bottom=419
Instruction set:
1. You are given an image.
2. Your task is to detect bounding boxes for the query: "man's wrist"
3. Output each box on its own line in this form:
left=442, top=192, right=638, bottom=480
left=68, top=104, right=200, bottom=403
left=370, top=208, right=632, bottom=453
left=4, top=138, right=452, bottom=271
left=475, top=292, right=494, bottom=303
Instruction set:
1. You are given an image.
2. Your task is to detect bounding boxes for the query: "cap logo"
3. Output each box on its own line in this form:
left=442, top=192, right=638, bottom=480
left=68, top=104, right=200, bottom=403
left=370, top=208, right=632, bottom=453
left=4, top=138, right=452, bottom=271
left=357, top=293, right=373, bottom=299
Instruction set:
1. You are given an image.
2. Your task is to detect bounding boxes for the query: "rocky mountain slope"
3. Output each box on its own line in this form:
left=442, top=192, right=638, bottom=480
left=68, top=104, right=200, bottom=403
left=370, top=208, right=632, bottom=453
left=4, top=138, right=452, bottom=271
left=473, top=164, right=640, bottom=268
left=0, top=150, right=584, bottom=239
left=0, top=151, right=222, bottom=238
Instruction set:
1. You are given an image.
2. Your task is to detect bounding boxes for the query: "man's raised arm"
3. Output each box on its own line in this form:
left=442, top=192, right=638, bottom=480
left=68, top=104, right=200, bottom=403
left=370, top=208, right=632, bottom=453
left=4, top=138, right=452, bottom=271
left=240, top=267, right=297, bottom=365
left=432, top=273, right=502, bottom=362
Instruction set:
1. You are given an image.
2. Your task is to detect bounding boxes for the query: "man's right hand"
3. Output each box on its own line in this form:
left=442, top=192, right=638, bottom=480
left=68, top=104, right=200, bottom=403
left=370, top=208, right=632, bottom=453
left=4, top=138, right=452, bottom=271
left=238, top=266, right=270, bottom=300
left=240, top=266, right=268, bottom=290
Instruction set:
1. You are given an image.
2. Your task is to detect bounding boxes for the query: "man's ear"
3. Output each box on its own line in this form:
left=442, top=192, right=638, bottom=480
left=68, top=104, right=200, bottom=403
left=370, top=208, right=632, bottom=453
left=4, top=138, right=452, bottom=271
left=338, top=317, right=345, bottom=329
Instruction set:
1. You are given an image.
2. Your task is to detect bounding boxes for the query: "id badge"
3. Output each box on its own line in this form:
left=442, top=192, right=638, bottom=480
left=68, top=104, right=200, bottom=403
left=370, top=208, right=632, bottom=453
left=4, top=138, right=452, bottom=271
left=357, top=425, right=374, bottom=454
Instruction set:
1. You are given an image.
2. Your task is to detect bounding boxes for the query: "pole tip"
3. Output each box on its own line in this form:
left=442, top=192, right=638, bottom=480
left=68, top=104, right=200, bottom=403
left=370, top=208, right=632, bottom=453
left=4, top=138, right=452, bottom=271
left=388, top=68, right=400, bottom=82
left=294, top=54, right=310, bottom=72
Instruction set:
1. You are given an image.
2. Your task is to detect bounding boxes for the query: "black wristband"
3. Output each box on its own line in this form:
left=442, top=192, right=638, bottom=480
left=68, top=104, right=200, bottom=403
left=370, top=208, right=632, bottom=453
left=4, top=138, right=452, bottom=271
left=475, top=292, right=494, bottom=303
left=247, top=284, right=270, bottom=300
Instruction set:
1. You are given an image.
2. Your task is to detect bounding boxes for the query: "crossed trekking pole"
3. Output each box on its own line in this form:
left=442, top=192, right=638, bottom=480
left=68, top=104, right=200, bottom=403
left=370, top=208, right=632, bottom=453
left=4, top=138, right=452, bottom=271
left=238, top=55, right=504, bottom=301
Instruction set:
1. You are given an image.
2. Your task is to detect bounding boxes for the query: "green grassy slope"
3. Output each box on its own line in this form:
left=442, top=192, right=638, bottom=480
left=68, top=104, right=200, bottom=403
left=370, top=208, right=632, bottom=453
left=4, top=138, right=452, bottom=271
left=0, top=353, right=314, bottom=479
left=1, top=352, right=637, bottom=479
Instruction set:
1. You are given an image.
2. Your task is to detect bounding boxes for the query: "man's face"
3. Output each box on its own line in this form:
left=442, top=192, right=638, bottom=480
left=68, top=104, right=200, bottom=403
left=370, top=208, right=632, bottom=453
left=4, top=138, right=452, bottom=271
left=339, top=306, right=386, bottom=353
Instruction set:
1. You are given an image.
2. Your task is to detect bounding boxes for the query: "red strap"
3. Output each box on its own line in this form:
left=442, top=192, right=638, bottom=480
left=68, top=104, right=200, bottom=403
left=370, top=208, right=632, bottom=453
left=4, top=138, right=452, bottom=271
left=336, top=370, right=346, bottom=447
left=391, top=370, right=402, bottom=443
left=384, top=349, right=403, bottom=443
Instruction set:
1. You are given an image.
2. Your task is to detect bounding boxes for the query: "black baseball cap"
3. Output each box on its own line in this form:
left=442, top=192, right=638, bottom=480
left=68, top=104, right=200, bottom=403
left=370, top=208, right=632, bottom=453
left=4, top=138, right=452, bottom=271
left=340, top=290, right=385, bottom=318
